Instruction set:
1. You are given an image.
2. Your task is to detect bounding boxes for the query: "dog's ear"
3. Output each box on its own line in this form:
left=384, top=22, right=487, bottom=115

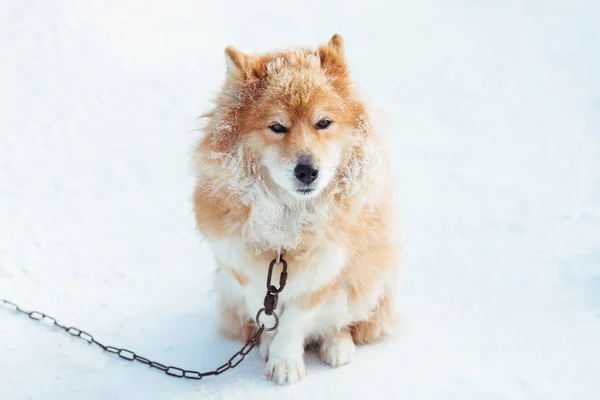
left=224, top=46, right=247, bottom=80
left=225, top=46, right=265, bottom=83
left=319, top=34, right=346, bottom=68
left=327, top=34, right=345, bottom=60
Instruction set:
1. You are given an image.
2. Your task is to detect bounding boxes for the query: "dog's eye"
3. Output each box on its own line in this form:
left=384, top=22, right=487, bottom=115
left=269, top=123, right=289, bottom=134
left=315, top=118, right=332, bottom=130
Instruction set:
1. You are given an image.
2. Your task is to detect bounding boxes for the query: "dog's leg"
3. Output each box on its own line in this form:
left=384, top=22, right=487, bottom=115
left=319, top=328, right=355, bottom=367
left=258, top=330, right=274, bottom=361
left=265, top=305, right=312, bottom=385
left=350, top=294, right=397, bottom=345
left=217, top=302, right=255, bottom=343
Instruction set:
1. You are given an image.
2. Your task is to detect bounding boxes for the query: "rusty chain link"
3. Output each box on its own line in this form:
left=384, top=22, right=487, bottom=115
left=0, top=256, right=287, bottom=380
left=255, top=257, right=287, bottom=332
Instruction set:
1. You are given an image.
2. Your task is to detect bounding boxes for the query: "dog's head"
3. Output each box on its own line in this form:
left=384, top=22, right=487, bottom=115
left=213, top=34, right=365, bottom=199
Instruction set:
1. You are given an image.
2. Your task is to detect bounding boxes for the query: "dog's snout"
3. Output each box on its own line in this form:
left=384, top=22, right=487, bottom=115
left=294, top=163, right=319, bottom=184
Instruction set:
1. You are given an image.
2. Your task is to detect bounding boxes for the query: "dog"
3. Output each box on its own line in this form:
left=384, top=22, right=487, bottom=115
left=193, top=34, right=401, bottom=385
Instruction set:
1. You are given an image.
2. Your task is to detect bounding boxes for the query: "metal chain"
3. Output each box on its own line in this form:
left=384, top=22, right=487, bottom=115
left=0, top=256, right=288, bottom=380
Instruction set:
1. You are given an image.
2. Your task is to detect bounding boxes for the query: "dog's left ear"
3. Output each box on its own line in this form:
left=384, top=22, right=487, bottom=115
left=319, top=34, right=346, bottom=68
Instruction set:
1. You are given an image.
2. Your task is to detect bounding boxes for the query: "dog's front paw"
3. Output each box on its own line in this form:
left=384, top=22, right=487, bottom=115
left=265, top=356, right=306, bottom=385
left=319, top=330, right=355, bottom=367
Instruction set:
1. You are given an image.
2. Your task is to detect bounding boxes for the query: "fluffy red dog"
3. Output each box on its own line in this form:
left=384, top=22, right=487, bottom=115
left=193, top=34, right=401, bottom=385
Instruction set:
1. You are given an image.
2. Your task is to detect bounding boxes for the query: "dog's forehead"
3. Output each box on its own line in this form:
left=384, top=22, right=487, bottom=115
left=265, top=50, right=321, bottom=76
left=259, top=50, right=333, bottom=111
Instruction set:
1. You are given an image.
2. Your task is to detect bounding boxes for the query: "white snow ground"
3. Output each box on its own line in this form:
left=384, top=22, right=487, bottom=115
left=1, top=0, right=599, bottom=399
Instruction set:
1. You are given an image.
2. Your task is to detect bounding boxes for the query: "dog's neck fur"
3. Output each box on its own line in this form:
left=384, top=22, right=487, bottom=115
left=243, top=186, right=320, bottom=251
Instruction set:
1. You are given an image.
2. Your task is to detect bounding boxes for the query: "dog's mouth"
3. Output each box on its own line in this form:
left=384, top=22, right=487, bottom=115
left=296, top=188, right=315, bottom=195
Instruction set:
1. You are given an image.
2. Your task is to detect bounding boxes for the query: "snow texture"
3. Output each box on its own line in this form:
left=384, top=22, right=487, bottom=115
left=1, top=0, right=600, bottom=399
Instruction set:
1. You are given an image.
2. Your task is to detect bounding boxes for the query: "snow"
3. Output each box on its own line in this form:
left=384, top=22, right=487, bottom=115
left=1, top=0, right=599, bottom=398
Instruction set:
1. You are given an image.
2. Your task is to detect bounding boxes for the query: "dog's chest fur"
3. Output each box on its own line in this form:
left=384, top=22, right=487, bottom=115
left=241, top=185, right=329, bottom=252
left=211, top=189, right=351, bottom=320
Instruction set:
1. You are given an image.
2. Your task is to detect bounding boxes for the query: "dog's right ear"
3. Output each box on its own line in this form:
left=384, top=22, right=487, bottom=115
left=327, top=34, right=345, bottom=60
left=224, top=46, right=247, bottom=81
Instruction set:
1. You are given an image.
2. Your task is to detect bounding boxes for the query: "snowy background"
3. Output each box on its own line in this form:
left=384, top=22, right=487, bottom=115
left=1, top=1, right=599, bottom=399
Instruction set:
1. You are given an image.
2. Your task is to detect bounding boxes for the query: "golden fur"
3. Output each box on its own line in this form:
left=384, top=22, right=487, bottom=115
left=193, top=34, right=401, bottom=384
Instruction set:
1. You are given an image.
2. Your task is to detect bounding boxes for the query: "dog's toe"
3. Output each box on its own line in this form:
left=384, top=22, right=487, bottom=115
left=265, top=356, right=306, bottom=385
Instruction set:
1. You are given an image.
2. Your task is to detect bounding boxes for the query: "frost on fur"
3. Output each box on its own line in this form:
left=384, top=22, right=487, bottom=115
left=194, top=42, right=389, bottom=250
left=193, top=36, right=401, bottom=386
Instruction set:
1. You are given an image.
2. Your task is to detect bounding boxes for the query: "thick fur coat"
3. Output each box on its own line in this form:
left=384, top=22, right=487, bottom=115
left=193, top=34, right=401, bottom=384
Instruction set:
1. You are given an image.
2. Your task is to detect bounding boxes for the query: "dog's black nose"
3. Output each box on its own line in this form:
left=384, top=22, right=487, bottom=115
left=294, top=164, right=319, bottom=184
